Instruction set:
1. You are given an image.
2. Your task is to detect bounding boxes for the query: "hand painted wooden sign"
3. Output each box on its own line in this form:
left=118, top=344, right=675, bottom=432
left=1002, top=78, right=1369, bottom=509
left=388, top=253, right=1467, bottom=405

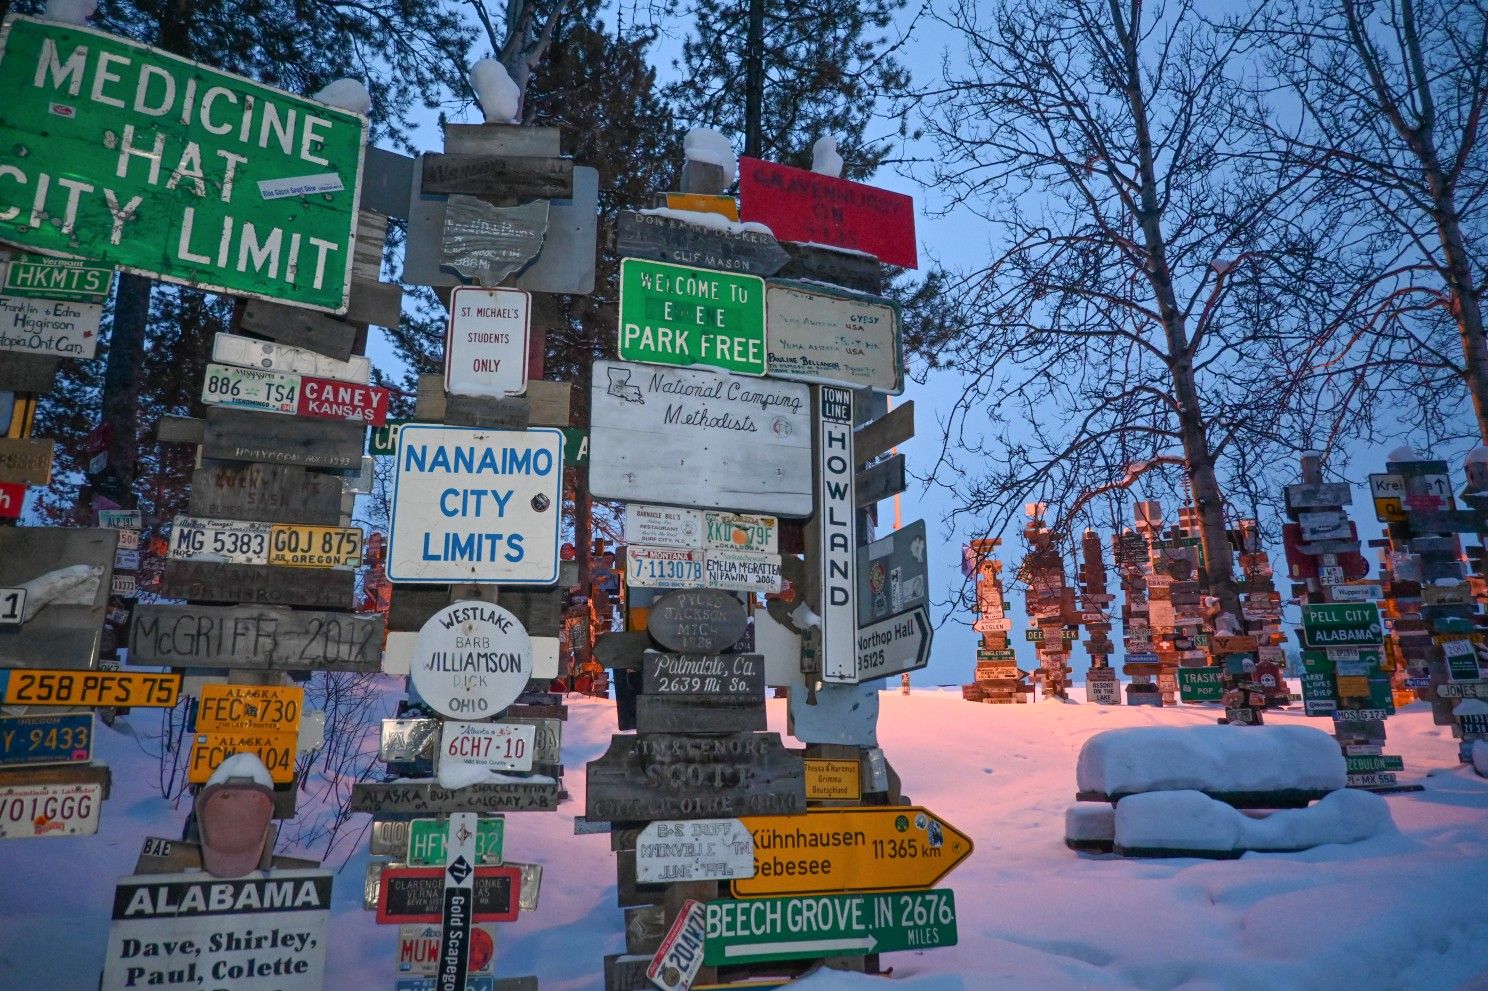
left=616, top=210, right=789, bottom=277
left=738, top=157, right=917, bottom=268
left=0, top=437, right=55, bottom=484
left=189, top=463, right=344, bottom=526
left=349, top=780, right=561, bottom=815
left=130, top=604, right=383, bottom=671
left=0, top=295, right=101, bottom=358
left=585, top=732, right=806, bottom=822
left=589, top=360, right=812, bottom=516
left=765, top=281, right=904, bottom=394
left=202, top=408, right=366, bottom=470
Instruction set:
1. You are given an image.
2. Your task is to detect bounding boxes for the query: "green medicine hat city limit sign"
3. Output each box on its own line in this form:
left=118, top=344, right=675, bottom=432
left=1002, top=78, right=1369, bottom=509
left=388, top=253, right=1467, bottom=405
left=618, top=257, right=767, bottom=375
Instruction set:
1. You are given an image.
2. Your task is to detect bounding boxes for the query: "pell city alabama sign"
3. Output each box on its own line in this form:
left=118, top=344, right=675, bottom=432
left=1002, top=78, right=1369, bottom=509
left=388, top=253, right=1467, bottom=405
left=388, top=424, right=563, bottom=583
left=411, top=602, right=532, bottom=720
left=738, top=157, right=917, bottom=269
left=589, top=360, right=812, bottom=517
left=0, top=17, right=366, bottom=311
left=765, top=281, right=904, bottom=394
left=1300, top=602, right=1385, bottom=648
left=618, top=258, right=767, bottom=376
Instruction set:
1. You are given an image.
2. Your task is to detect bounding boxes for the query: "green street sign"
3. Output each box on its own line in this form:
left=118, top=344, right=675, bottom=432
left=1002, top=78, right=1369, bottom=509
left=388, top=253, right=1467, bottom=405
left=561, top=426, right=588, bottom=466
left=3, top=252, right=112, bottom=301
left=617, top=258, right=766, bottom=375
left=406, top=816, right=504, bottom=866
left=1346, top=754, right=1403, bottom=774
left=703, top=889, right=957, bottom=966
left=0, top=16, right=365, bottom=312
left=1300, top=602, right=1383, bottom=648
left=368, top=419, right=406, bottom=456
left=1025, top=629, right=1044, bottom=642
left=1178, top=667, right=1224, bottom=702
left=978, top=648, right=1015, bottom=661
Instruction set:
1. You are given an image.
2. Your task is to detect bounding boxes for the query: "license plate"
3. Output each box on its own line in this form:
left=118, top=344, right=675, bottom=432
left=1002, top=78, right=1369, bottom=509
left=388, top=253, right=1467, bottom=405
left=196, top=684, right=303, bottom=734
left=647, top=898, right=706, bottom=991
left=268, top=524, right=364, bottom=569
left=200, top=362, right=300, bottom=413
left=187, top=730, right=298, bottom=784
left=627, top=545, right=704, bottom=588
left=0, top=781, right=103, bottom=837
left=703, top=548, right=782, bottom=593
left=0, top=713, right=93, bottom=766
left=168, top=515, right=271, bottom=564
left=114, top=549, right=140, bottom=570
left=440, top=721, right=537, bottom=773
left=115, top=529, right=140, bottom=550
left=0, top=669, right=180, bottom=707
left=1347, top=772, right=1398, bottom=787
left=110, top=574, right=137, bottom=597
left=0, top=587, right=24, bottom=626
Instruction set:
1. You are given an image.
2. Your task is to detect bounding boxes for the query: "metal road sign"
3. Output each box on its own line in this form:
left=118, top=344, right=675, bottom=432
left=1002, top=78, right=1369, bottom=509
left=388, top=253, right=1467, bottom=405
left=0, top=712, right=92, bottom=766
left=703, top=889, right=958, bottom=966
left=130, top=604, right=383, bottom=671
left=732, top=807, right=973, bottom=898
left=854, top=606, right=932, bottom=682
left=1301, top=602, right=1384, bottom=648
left=0, top=669, right=180, bottom=707
left=857, top=520, right=930, bottom=626
left=618, top=258, right=767, bottom=376
left=817, top=387, right=858, bottom=684
left=445, top=287, right=530, bottom=399
left=388, top=425, right=564, bottom=583
left=407, top=816, right=505, bottom=867
left=196, top=684, right=302, bottom=733
left=765, top=281, right=904, bottom=393
left=738, top=157, right=917, bottom=268
left=0, top=17, right=365, bottom=311
left=1178, top=668, right=1224, bottom=702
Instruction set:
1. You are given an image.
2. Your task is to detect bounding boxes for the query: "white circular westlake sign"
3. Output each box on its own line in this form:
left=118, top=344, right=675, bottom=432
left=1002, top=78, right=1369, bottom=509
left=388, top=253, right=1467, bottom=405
left=412, top=602, right=532, bottom=719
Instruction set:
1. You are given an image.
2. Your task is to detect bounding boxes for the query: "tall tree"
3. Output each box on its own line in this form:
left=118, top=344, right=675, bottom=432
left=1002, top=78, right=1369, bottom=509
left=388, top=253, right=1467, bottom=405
left=667, top=0, right=911, bottom=177
left=917, top=0, right=1339, bottom=611
left=1263, top=0, right=1488, bottom=445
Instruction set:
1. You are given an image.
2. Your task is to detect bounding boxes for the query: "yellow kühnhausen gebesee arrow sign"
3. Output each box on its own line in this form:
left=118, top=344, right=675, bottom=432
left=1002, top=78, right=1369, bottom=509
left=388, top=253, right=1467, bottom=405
left=731, top=806, right=973, bottom=898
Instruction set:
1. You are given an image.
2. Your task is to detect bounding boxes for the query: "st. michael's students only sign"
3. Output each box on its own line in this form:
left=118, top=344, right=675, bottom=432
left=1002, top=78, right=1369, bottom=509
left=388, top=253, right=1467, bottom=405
left=386, top=425, right=563, bottom=584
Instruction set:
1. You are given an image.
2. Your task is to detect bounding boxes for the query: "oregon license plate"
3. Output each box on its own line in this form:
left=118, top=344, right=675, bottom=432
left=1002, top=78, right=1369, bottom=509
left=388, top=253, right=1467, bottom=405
left=0, top=713, right=93, bottom=766
left=187, top=730, right=298, bottom=783
left=268, top=523, right=364, bottom=569
left=0, top=669, right=181, bottom=707
left=0, top=781, right=104, bottom=837
left=200, top=362, right=300, bottom=413
left=169, top=515, right=271, bottom=564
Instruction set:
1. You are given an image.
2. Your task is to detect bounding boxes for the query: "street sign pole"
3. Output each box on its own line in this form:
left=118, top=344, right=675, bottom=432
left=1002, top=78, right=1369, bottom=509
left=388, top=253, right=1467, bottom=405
left=438, top=813, right=478, bottom=991
left=814, top=387, right=858, bottom=683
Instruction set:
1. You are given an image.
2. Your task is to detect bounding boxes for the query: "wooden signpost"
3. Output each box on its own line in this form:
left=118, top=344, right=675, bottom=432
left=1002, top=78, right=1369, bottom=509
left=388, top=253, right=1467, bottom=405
left=585, top=732, right=806, bottom=822
left=616, top=211, right=789, bottom=277
left=129, top=605, right=382, bottom=671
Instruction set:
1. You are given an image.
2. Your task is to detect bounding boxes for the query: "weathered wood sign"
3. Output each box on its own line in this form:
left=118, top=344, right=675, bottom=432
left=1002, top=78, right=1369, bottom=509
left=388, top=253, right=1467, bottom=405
left=0, top=527, right=115, bottom=667
left=0, top=353, right=60, bottom=393
left=634, top=692, right=766, bottom=735
left=158, top=560, right=355, bottom=608
left=647, top=589, right=749, bottom=654
left=589, top=360, right=812, bottom=516
left=765, top=281, right=904, bottom=393
left=421, top=153, right=574, bottom=199
left=348, top=780, right=561, bottom=814
left=616, top=210, right=790, bottom=277
left=618, top=259, right=768, bottom=376
left=0, top=437, right=55, bottom=484
left=240, top=298, right=357, bottom=362
left=202, top=407, right=366, bottom=470
left=585, top=732, right=806, bottom=822
left=642, top=653, right=765, bottom=696
left=738, top=157, right=917, bottom=268
left=130, top=605, right=383, bottom=671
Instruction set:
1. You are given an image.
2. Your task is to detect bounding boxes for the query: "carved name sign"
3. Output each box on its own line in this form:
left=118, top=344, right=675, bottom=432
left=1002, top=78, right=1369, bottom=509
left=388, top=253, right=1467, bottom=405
left=129, top=605, right=383, bottom=671
left=348, top=780, right=561, bottom=815
left=189, top=463, right=344, bottom=526
left=585, top=732, right=806, bottom=822
left=589, top=360, right=812, bottom=517
left=647, top=589, right=748, bottom=654
left=643, top=653, right=765, bottom=696
left=616, top=210, right=790, bottom=277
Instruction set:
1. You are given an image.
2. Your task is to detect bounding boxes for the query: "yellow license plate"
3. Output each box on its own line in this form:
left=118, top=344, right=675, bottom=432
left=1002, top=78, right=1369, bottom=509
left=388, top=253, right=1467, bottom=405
left=187, top=730, right=298, bottom=784
left=0, top=669, right=180, bottom=707
left=268, top=524, right=363, bottom=569
left=196, top=684, right=304, bottom=733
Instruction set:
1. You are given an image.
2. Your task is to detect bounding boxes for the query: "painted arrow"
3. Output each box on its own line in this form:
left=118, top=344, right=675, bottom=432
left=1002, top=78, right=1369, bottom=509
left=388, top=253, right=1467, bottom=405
left=855, top=605, right=932, bottom=681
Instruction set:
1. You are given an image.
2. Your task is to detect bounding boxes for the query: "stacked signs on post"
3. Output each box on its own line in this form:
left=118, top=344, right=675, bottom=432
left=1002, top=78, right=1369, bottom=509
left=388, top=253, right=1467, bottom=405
left=585, top=148, right=961, bottom=991
left=1284, top=453, right=1412, bottom=789
left=1020, top=506, right=1076, bottom=701
left=1114, top=526, right=1160, bottom=705
left=961, top=539, right=1030, bottom=703
left=1233, top=518, right=1290, bottom=709
left=1077, top=530, right=1120, bottom=705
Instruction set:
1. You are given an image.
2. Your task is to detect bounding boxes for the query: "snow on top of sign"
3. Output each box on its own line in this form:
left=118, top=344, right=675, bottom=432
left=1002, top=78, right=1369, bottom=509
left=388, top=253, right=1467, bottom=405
left=1474, top=741, right=1488, bottom=778
left=683, top=128, right=737, bottom=184
left=42, top=0, right=96, bottom=24
left=793, top=241, right=881, bottom=260
left=812, top=137, right=844, bottom=178
left=1076, top=725, right=1346, bottom=795
left=1114, top=788, right=1394, bottom=853
left=314, top=78, right=372, bottom=117
left=1468, top=445, right=1488, bottom=466
left=471, top=59, right=522, bottom=124
left=206, top=752, right=274, bottom=789
left=637, top=207, right=772, bottom=236
left=1388, top=445, right=1419, bottom=461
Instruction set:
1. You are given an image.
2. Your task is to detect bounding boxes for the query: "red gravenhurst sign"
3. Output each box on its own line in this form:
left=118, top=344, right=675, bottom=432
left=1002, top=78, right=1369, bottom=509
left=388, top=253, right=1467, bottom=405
left=737, top=157, right=917, bottom=269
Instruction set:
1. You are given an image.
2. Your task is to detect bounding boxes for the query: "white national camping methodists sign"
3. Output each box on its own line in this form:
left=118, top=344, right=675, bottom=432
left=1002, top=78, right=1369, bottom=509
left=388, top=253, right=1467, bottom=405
left=387, top=425, right=563, bottom=583
left=589, top=360, right=811, bottom=516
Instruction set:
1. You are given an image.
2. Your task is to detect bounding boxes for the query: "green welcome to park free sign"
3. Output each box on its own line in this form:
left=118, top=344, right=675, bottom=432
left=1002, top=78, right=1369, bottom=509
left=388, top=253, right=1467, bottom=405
left=0, top=16, right=365, bottom=312
left=618, top=257, right=767, bottom=375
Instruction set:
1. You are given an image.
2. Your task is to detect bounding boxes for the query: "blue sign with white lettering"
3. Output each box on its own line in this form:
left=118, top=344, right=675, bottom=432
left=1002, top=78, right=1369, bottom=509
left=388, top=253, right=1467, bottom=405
left=0, top=712, right=93, bottom=766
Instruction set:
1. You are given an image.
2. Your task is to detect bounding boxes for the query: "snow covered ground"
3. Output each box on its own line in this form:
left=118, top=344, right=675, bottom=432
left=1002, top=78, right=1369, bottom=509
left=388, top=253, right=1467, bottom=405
left=3, top=688, right=1488, bottom=991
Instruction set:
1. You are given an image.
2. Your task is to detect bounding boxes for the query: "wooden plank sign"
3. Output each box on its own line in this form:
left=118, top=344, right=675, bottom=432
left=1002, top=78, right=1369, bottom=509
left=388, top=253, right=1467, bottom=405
left=643, top=653, right=765, bottom=697
left=738, top=157, right=917, bottom=268
left=130, top=605, right=382, bottom=671
left=589, top=360, right=812, bottom=517
left=647, top=589, right=748, bottom=654
left=0, top=527, right=115, bottom=668
left=202, top=407, right=365, bottom=470
left=239, top=297, right=357, bottom=362
left=616, top=210, right=789, bottom=277
left=584, top=732, right=806, bottom=822
left=189, top=463, right=344, bottom=525
left=618, top=258, right=767, bottom=376
left=0, top=437, right=54, bottom=484
left=446, top=287, right=531, bottom=398
left=158, top=560, right=355, bottom=608
left=420, top=153, right=574, bottom=199
left=349, top=780, right=561, bottom=815
left=765, top=281, right=904, bottom=393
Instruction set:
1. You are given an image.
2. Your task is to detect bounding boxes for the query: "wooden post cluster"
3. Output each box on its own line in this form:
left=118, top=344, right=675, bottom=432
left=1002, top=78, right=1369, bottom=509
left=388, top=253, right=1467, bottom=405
left=584, top=148, right=966, bottom=990
left=961, top=538, right=1032, bottom=703
left=1077, top=528, right=1120, bottom=704
left=1019, top=506, right=1076, bottom=700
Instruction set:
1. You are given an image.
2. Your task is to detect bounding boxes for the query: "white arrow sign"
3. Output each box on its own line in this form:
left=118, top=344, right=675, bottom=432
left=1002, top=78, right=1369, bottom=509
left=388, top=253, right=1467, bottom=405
left=855, top=606, right=932, bottom=681
left=723, top=936, right=876, bottom=959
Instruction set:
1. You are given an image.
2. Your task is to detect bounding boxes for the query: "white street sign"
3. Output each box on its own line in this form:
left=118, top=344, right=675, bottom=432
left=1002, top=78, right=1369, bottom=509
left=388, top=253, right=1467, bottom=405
left=625, top=504, right=704, bottom=548
left=0, top=295, right=102, bottom=358
left=388, top=425, right=563, bottom=584
left=589, top=360, right=812, bottom=516
left=816, top=387, right=858, bottom=683
left=636, top=819, right=756, bottom=884
left=412, top=602, right=532, bottom=719
left=445, top=287, right=531, bottom=398
left=627, top=546, right=705, bottom=589
left=440, top=721, right=537, bottom=773
left=856, top=606, right=933, bottom=681
left=212, top=332, right=370, bottom=383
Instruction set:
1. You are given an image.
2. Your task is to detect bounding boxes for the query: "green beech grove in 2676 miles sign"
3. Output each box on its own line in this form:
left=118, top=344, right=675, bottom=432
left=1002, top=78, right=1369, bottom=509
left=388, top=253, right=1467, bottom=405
left=0, top=16, right=366, bottom=312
